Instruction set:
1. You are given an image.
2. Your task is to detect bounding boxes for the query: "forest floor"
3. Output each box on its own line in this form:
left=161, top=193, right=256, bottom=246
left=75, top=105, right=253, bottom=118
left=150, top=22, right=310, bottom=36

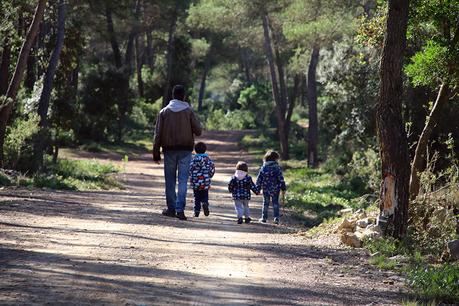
left=0, top=131, right=410, bottom=305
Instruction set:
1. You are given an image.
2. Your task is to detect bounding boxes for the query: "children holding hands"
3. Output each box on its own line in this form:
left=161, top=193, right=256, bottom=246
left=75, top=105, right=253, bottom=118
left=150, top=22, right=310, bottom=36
left=227, top=150, right=286, bottom=225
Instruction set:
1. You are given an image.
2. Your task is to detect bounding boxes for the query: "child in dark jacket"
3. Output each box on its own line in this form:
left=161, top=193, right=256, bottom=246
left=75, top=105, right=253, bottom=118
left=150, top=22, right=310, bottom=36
left=189, top=142, right=215, bottom=217
left=228, top=161, right=259, bottom=224
left=256, top=150, right=286, bottom=224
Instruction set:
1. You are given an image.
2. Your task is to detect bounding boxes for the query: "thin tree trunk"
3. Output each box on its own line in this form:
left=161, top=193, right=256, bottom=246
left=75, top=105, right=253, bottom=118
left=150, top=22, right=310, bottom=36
left=25, top=43, right=37, bottom=91
left=307, top=46, right=320, bottom=168
left=32, top=0, right=66, bottom=171
left=135, top=35, right=144, bottom=97
left=262, top=13, right=289, bottom=160
left=162, top=15, right=177, bottom=107
left=241, top=49, right=252, bottom=85
left=0, top=0, right=47, bottom=167
left=197, top=56, right=210, bottom=112
left=376, top=0, right=410, bottom=239
left=0, top=42, right=11, bottom=95
left=286, top=74, right=300, bottom=136
left=105, top=4, right=122, bottom=68
left=409, top=84, right=452, bottom=199
left=145, top=31, right=155, bottom=70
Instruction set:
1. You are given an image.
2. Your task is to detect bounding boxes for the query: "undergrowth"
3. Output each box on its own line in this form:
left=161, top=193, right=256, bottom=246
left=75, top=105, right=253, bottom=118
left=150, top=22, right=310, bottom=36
left=1, top=158, right=121, bottom=191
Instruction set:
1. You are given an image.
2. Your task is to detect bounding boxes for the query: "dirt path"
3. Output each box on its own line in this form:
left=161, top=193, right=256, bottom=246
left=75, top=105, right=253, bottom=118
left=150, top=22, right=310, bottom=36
left=0, top=131, right=408, bottom=305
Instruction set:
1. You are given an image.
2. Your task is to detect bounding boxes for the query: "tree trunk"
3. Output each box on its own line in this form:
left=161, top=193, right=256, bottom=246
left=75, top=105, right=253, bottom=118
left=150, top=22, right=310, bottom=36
left=197, top=56, right=210, bottom=112
left=135, top=35, right=144, bottom=97
left=0, top=42, right=11, bottom=95
left=286, top=74, right=300, bottom=136
left=25, top=45, right=37, bottom=91
left=307, top=46, right=320, bottom=168
left=376, top=0, right=410, bottom=239
left=409, top=84, right=452, bottom=199
left=0, top=0, right=47, bottom=167
left=162, top=16, right=177, bottom=107
left=32, top=0, right=66, bottom=171
left=105, top=4, right=122, bottom=69
left=145, top=31, right=155, bottom=70
left=241, top=49, right=252, bottom=85
left=262, top=13, right=289, bottom=160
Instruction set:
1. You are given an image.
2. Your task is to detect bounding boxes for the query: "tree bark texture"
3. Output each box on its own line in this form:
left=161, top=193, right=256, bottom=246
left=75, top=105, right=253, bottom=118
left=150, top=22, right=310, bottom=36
left=409, top=84, right=452, bottom=199
left=162, top=14, right=177, bottom=107
left=105, top=4, right=122, bottom=68
left=135, top=35, right=145, bottom=97
left=376, top=0, right=410, bottom=238
left=145, top=31, right=155, bottom=70
left=262, top=13, right=289, bottom=160
left=0, top=42, right=11, bottom=95
left=307, top=46, right=320, bottom=168
left=197, top=56, right=210, bottom=112
left=0, top=0, right=47, bottom=167
left=32, top=0, right=66, bottom=171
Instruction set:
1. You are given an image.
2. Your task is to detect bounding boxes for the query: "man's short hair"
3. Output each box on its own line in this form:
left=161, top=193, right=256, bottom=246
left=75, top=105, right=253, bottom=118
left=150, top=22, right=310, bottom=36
left=172, top=85, right=186, bottom=101
left=195, top=142, right=207, bottom=154
left=236, top=161, right=248, bottom=172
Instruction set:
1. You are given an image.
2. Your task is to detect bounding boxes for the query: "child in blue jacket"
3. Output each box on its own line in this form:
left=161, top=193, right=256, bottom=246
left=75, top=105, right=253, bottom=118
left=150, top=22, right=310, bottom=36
left=228, top=161, right=259, bottom=224
left=189, top=142, right=215, bottom=217
left=256, top=150, right=286, bottom=224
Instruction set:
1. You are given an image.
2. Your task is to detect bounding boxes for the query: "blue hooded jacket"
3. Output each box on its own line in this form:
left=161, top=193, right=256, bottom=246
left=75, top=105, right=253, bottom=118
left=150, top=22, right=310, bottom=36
left=255, top=161, right=286, bottom=196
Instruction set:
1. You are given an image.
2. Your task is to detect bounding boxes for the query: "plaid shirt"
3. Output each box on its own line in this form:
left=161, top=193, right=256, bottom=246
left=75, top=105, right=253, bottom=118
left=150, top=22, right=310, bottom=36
left=228, top=175, right=259, bottom=200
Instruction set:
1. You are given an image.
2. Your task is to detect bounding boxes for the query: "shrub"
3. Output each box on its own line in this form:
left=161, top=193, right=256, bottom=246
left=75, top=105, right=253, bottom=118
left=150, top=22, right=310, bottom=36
left=408, top=264, right=459, bottom=302
left=205, top=109, right=256, bottom=130
left=344, top=147, right=380, bottom=195
left=4, top=113, right=40, bottom=170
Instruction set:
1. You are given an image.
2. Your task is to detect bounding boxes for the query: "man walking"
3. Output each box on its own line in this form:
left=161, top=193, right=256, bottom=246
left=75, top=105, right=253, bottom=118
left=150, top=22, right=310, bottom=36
left=153, top=85, right=202, bottom=220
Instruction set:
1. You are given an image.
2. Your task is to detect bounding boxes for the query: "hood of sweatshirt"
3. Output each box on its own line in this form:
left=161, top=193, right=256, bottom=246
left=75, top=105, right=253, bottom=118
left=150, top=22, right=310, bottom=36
left=234, top=170, right=247, bottom=180
left=193, top=153, right=209, bottom=166
left=165, top=99, right=190, bottom=112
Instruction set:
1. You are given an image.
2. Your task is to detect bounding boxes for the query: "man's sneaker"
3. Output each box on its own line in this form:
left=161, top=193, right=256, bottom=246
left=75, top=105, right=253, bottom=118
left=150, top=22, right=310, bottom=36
left=237, top=217, right=243, bottom=224
left=245, top=217, right=251, bottom=224
left=162, top=209, right=176, bottom=217
left=274, top=217, right=279, bottom=225
left=176, top=212, right=187, bottom=220
left=203, top=203, right=210, bottom=216
left=194, top=211, right=200, bottom=217
left=258, top=218, right=267, bottom=223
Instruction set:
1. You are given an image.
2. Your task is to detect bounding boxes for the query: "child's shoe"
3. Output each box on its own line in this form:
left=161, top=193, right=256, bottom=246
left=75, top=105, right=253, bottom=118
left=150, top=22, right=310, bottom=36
left=237, top=217, right=243, bottom=224
left=203, top=203, right=210, bottom=216
left=274, top=217, right=279, bottom=224
left=194, top=211, right=200, bottom=217
left=258, top=218, right=267, bottom=223
left=245, top=217, right=251, bottom=224
left=176, top=212, right=187, bottom=220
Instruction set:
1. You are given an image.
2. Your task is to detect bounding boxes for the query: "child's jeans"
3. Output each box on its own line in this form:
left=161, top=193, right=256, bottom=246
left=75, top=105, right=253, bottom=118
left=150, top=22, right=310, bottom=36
left=194, top=189, right=209, bottom=213
left=234, top=199, right=250, bottom=218
left=262, top=192, right=280, bottom=220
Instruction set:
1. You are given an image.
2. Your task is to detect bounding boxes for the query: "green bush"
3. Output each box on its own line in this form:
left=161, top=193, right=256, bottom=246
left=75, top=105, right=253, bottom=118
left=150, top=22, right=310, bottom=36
left=4, top=113, right=40, bottom=170
left=409, top=264, right=459, bottom=302
left=344, top=147, right=380, bottom=195
left=24, top=158, right=121, bottom=191
left=205, top=109, right=256, bottom=130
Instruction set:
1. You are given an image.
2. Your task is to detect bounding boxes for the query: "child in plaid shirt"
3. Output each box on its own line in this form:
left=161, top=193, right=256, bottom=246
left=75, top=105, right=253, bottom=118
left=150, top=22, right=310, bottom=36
left=189, top=142, right=215, bottom=217
left=228, top=161, right=259, bottom=224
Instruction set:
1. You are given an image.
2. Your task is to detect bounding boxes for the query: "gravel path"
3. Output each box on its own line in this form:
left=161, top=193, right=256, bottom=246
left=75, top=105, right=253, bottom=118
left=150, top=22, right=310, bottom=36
left=0, top=131, right=408, bottom=305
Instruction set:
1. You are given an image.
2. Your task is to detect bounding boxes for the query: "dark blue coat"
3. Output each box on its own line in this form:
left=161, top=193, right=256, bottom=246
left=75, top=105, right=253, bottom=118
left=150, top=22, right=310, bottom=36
left=228, top=175, right=259, bottom=200
left=256, top=161, right=286, bottom=196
